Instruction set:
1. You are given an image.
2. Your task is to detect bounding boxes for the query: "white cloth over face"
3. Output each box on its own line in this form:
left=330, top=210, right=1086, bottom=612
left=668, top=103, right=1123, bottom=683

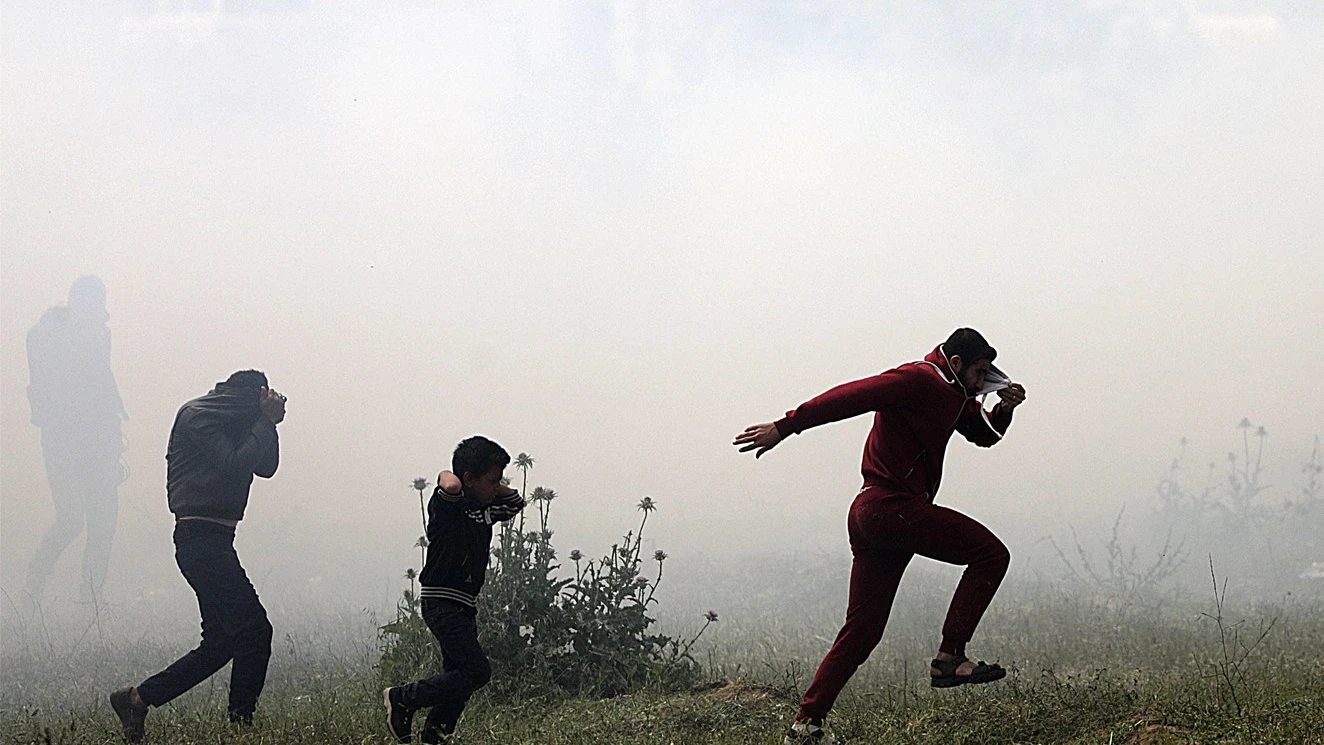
left=976, top=364, right=1012, bottom=395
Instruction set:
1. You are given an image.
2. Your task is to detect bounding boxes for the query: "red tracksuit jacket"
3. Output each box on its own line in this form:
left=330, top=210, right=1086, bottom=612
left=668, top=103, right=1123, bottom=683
left=773, top=345, right=1013, bottom=500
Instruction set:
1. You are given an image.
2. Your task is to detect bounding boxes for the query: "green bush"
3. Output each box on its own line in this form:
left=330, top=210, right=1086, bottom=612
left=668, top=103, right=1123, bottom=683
left=378, top=460, right=715, bottom=700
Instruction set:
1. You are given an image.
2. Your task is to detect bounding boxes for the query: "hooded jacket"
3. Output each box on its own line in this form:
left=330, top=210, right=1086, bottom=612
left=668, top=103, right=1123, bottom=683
left=165, top=382, right=279, bottom=521
left=774, top=345, right=1013, bottom=500
left=419, top=485, right=525, bottom=609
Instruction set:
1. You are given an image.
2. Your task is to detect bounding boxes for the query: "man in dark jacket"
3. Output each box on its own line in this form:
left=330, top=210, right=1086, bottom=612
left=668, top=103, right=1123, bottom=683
left=110, top=370, right=286, bottom=743
left=734, top=328, right=1027, bottom=745
left=384, top=435, right=525, bottom=744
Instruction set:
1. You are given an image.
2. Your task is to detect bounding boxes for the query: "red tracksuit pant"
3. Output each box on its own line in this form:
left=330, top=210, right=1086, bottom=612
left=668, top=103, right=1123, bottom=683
left=798, top=486, right=1011, bottom=721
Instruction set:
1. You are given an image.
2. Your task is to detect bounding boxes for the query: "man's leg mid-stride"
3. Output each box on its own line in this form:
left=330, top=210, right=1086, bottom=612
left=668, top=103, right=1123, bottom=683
left=795, top=488, right=1011, bottom=728
left=798, top=546, right=912, bottom=722
left=134, top=523, right=273, bottom=721
left=896, top=500, right=1010, bottom=659
left=797, top=487, right=916, bottom=723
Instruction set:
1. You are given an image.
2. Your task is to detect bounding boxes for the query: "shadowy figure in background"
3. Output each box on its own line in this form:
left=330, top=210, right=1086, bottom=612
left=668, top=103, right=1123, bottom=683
left=109, top=370, right=286, bottom=743
left=25, top=275, right=128, bottom=603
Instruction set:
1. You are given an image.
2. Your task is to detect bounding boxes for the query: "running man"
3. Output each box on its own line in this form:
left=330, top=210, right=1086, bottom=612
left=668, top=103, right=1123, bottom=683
left=734, top=328, right=1027, bottom=744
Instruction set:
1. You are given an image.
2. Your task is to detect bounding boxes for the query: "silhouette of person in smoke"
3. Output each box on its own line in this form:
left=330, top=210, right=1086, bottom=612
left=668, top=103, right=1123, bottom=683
left=25, top=275, right=128, bottom=603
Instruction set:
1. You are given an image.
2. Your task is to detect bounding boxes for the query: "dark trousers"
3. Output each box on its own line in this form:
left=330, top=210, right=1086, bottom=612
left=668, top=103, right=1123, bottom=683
left=402, top=599, right=492, bottom=740
left=137, top=521, right=273, bottom=720
left=799, top=487, right=1011, bottom=721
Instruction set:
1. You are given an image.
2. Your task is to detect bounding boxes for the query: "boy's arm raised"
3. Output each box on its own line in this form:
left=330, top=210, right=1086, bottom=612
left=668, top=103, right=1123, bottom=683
left=488, top=485, right=526, bottom=523
left=436, top=470, right=462, bottom=495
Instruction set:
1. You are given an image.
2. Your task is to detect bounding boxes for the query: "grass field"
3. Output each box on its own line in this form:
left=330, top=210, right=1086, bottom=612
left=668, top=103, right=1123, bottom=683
left=3, top=565, right=1322, bottom=745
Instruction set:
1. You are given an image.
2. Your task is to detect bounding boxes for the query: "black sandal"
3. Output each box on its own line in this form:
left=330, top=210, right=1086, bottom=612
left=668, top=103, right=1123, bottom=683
left=929, top=655, right=1006, bottom=688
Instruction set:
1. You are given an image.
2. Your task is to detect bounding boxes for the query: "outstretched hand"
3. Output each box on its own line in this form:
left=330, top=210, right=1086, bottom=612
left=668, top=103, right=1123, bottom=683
left=733, top=422, right=783, bottom=459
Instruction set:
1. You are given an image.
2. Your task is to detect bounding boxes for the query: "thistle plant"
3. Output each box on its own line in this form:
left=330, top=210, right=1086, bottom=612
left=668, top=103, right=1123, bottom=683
left=1290, top=435, right=1322, bottom=513
left=1155, top=419, right=1320, bottom=551
left=411, top=476, right=431, bottom=569
left=677, top=610, right=719, bottom=660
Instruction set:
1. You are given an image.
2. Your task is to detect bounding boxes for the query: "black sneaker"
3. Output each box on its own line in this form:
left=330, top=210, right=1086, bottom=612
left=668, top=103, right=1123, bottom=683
left=228, top=710, right=254, bottom=725
left=383, top=687, right=415, bottom=743
left=109, top=687, right=147, bottom=743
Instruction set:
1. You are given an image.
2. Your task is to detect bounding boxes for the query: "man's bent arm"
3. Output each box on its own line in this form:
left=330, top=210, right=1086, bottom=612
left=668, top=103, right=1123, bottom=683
left=254, top=430, right=280, bottom=478
left=187, top=412, right=279, bottom=477
left=956, top=401, right=1013, bottom=448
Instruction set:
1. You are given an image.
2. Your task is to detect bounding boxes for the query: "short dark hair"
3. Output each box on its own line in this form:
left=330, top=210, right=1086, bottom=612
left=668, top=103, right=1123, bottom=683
left=224, top=369, right=269, bottom=390
left=452, top=436, right=510, bottom=480
left=944, top=328, right=997, bottom=365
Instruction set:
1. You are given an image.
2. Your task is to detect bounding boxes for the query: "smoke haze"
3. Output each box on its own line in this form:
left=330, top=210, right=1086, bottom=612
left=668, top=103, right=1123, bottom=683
left=3, top=1, right=1322, bottom=616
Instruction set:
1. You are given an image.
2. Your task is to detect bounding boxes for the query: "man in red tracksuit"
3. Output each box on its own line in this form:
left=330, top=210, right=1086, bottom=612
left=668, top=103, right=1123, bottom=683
left=734, top=328, right=1027, bottom=744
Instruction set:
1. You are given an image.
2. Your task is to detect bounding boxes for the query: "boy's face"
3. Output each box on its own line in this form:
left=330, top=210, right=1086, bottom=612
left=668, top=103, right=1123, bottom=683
left=463, top=465, right=506, bottom=505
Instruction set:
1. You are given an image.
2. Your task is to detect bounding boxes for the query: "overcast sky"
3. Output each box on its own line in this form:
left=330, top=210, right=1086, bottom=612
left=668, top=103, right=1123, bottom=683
left=2, top=1, right=1321, bottom=606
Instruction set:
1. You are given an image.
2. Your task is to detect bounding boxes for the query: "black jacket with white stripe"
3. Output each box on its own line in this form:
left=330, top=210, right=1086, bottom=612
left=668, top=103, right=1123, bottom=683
left=418, top=484, right=525, bottom=610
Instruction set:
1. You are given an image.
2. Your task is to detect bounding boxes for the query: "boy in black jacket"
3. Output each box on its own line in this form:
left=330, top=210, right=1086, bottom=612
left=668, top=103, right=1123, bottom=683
left=385, top=436, right=525, bottom=743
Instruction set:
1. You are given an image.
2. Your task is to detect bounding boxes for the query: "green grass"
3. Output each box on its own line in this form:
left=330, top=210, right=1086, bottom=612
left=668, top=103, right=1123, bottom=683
left=4, top=667, right=1321, bottom=744
left=3, top=576, right=1322, bottom=744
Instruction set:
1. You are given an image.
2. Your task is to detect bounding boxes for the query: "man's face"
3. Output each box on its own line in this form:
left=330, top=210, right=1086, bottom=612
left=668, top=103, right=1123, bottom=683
left=952, top=357, right=992, bottom=395
left=463, top=466, right=506, bottom=505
